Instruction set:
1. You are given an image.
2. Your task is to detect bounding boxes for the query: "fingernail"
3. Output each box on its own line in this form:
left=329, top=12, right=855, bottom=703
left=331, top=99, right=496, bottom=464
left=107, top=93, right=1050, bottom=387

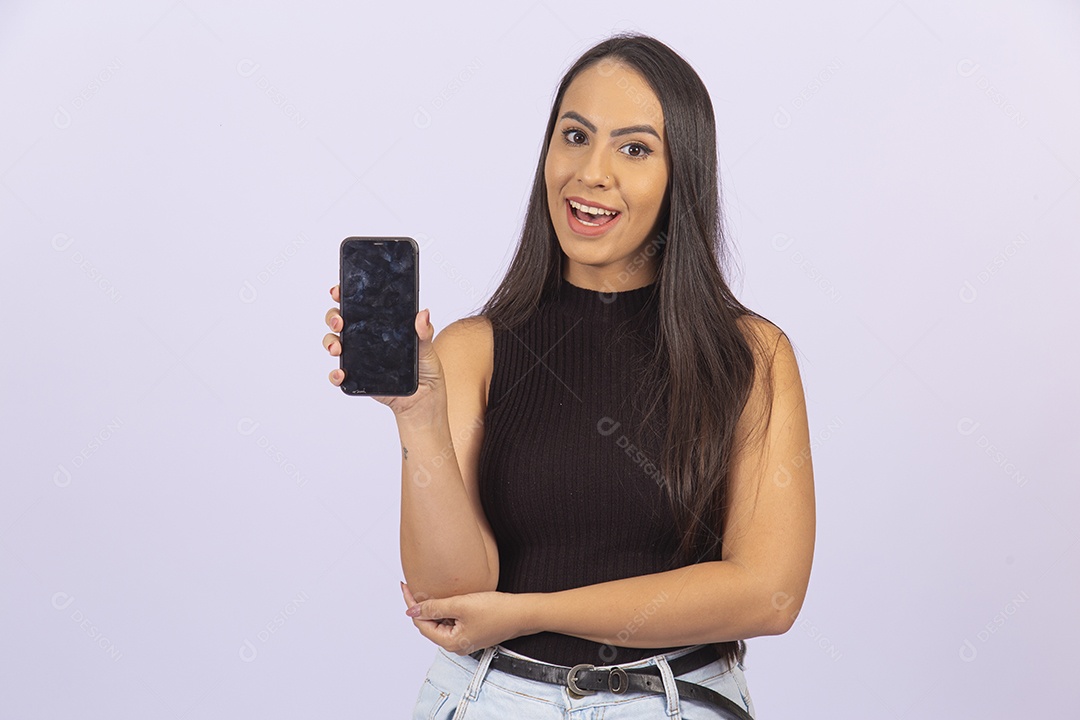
left=406, top=605, right=421, bottom=617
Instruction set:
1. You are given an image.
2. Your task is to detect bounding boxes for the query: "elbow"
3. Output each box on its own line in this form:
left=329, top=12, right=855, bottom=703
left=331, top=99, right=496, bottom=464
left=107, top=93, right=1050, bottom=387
left=473, top=567, right=499, bottom=595
left=403, top=547, right=498, bottom=598
left=764, top=608, right=796, bottom=636
left=408, top=570, right=498, bottom=600
left=759, top=586, right=805, bottom=636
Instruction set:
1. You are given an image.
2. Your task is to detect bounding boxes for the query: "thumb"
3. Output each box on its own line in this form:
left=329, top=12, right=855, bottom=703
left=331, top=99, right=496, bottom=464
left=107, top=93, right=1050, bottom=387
left=415, top=309, right=442, bottom=372
left=415, top=308, right=434, bottom=344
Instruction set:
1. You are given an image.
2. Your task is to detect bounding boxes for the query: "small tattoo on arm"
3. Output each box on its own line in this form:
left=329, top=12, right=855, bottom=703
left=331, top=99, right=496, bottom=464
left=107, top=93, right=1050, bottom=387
left=402, top=445, right=409, bottom=460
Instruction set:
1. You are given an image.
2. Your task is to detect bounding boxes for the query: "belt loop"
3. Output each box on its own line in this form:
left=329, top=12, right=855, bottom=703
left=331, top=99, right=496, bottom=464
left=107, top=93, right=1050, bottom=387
left=455, top=645, right=497, bottom=717
left=654, top=654, right=681, bottom=718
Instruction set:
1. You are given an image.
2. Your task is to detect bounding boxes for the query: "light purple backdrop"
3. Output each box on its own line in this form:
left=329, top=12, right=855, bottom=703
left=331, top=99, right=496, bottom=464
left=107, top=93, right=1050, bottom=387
left=2, top=1, right=1077, bottom=717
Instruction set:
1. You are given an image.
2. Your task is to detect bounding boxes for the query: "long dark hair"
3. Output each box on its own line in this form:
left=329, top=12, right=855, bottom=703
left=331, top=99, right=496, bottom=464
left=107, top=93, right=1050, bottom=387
left=477, top=32, right=781, bottom=668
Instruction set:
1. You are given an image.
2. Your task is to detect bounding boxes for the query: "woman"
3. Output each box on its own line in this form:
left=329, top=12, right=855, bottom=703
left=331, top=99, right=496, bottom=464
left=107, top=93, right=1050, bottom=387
left=322, top=32, right=814, bottom=719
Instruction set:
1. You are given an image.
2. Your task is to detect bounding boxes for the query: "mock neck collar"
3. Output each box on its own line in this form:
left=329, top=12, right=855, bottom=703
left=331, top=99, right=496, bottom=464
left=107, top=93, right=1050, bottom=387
left=552, top=278, right=658, bottom=323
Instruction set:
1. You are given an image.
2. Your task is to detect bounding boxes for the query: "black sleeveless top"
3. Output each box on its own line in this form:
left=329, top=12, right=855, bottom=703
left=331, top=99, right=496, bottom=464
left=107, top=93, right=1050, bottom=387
left=477, top=278, right=689, bottom=666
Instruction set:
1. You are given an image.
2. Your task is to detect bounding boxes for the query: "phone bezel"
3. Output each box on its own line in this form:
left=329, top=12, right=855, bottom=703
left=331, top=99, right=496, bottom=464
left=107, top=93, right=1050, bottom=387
left=338, top=236, right=419, bottom=396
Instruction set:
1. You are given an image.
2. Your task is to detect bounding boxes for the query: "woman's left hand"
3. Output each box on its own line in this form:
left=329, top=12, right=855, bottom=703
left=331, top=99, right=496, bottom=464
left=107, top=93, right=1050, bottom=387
left=400, top=581, right=531, bottom=655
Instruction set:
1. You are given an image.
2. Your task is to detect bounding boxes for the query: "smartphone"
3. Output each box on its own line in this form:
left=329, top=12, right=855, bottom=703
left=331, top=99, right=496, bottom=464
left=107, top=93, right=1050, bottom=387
left=338, top=236, right=419, bottom=396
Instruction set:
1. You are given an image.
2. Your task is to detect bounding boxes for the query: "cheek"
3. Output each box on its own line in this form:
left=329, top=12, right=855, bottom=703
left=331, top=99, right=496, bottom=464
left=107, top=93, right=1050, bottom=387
left=624, top=176, right=668, bottom=219
left=545, top=148, right=573, bottom=188
left=543, top=161, right=556, bottom=200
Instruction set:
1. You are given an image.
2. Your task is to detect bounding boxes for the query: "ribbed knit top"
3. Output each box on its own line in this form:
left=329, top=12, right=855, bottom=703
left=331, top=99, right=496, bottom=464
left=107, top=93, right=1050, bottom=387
left=477, top=278, right=688, bottom=667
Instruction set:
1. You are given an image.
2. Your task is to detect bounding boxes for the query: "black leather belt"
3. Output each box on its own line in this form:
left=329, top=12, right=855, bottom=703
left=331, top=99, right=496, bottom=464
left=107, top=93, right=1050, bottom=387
left=468, top=645, right=753, bottom=719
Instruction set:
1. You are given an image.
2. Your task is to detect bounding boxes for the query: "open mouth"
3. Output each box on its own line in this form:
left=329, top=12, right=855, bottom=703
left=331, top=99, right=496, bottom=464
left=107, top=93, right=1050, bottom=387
left=568, top=199, right=620, bottom=227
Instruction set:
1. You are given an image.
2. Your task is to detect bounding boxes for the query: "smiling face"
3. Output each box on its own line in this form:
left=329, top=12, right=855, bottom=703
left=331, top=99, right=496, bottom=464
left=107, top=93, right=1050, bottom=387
left=544, top=59, right=671, bottom=291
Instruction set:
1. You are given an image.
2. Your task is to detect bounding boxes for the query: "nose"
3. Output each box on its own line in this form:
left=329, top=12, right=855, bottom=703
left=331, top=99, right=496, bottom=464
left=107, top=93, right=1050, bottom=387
left=578, top=144, right=611, bottom=187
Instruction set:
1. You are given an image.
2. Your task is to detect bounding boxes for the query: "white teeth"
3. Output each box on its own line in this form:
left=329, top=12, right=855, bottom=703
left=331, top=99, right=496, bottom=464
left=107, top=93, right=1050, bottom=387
left=569, top=199, right=617, bottom=216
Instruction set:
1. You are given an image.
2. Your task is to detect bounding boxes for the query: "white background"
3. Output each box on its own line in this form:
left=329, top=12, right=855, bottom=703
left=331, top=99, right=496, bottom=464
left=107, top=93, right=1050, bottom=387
left=2, top=1, right=1077, bottom=717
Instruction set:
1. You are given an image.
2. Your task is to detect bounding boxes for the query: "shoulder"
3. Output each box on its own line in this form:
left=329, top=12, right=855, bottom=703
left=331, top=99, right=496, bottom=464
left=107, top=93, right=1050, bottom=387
left=735, top=314, right=796, bottom=370
left=733, top=314, right=803, bottom=415
left=433, top=314, right=494, bottom=407
left=436, top=313, right=493, bottom=339
left=735, top=313, right=785, bottom=353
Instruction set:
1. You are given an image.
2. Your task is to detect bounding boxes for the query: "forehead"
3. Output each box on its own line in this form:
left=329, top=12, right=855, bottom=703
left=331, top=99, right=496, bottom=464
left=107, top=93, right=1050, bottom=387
left=559, top=61, right=665, bottom=132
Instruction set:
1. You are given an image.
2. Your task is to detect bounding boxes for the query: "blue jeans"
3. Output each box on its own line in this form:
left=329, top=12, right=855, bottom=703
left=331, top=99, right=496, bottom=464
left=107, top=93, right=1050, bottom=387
left=411, top=643, right=755, bottom=719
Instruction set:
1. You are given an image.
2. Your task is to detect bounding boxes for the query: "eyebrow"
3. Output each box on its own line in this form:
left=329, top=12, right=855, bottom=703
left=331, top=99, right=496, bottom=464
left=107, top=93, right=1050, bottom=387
left=558, top=111, right=661, bottom=141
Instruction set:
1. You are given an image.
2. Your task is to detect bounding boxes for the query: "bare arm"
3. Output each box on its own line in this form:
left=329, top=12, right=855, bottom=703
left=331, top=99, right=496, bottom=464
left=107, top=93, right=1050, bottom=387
left=518, top=320, right=816, bottom=645
left=398, top=316, right=499, bottom=601
left=324, top=289, right=499, bottom=601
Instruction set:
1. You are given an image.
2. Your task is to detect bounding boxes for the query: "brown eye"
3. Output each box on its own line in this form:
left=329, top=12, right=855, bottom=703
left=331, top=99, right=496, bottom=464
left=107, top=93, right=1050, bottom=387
left=620, top=142, right=652, bottom=159
left=562, top=128, right=587, bottom=145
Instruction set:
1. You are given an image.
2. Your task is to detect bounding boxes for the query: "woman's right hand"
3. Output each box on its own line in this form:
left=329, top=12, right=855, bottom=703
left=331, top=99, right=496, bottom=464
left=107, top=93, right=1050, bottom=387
left=323, top=284, right=447, bottom=420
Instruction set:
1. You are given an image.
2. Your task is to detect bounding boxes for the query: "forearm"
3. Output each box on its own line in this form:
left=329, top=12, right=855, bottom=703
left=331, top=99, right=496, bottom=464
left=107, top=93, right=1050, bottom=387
left=398, top=409, right=493, bottom=600
left=519, top=561, right=784, bottom=648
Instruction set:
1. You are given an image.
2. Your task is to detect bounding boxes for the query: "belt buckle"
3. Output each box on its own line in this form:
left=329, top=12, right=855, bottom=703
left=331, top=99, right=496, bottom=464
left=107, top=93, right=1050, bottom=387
left=607, top=666, right=629, bottom=693
left=566, top=663, right=595, bottom=698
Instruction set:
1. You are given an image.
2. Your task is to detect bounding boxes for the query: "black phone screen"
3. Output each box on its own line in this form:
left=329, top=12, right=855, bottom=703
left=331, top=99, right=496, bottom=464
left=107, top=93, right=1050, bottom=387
left=339, top=237, right=418, bottom=396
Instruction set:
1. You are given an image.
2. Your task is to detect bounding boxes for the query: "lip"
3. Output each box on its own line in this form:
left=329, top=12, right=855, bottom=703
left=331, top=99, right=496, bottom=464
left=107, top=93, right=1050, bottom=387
left=565, top=198, right=622, bottom=237
left=566, top=195, right=620, bottom=213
